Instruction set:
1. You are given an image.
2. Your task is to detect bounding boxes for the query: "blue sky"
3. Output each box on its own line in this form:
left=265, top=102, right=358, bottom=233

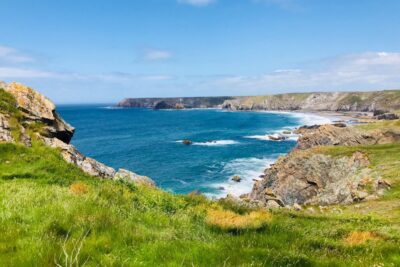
left=1, top=0, right=400, bottom=103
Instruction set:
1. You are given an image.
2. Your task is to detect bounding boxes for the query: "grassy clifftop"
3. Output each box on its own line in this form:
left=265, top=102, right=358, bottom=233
left=1, top=87, right=400, bottom=266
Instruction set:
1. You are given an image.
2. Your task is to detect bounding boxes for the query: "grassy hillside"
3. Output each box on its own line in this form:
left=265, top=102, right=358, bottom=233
left=0, top=140, right=400, bottom=266
left=1, top=88, right=400, bottom=266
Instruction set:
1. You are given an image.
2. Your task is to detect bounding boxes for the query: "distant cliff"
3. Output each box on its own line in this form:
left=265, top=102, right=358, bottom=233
left=116, top=96, right=234, bottom=109
left=221, top=91, right=400, bottom=113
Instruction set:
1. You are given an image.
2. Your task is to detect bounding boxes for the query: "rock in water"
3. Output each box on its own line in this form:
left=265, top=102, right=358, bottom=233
left=232, top=175, right=242, bottom=182
left=268, top=135, right=286, bottom=141
left=182, top=140, right=193, bottom=145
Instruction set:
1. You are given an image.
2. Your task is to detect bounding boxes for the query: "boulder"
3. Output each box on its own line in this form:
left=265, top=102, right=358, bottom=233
left=232, top=175, right=242, bottom=182
left=114, top=169, right=155, bottom=187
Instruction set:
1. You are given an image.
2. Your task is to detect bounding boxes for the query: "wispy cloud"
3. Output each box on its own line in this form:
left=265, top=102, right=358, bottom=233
left=177, top=0, right=215, bottom=7
left=0, top=46, right=34, bottom=64
left=142, top=49, right=173, bottom=61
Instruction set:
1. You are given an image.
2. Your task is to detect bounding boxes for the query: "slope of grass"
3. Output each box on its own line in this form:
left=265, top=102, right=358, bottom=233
left=0, top=141, right=400, bottom=266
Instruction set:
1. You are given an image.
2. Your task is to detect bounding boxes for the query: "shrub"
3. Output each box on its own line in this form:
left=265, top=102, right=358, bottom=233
left=344, top=231, right=380, bottom=246
left=205, top=208, right=272, bottom=231
left=70, top=182, right=89, bottom=195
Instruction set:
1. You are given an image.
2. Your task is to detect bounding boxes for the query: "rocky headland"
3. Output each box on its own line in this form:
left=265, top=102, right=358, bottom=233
left=116, top=96, right=234, bottom=109
left=2, top=81, right=400, bottom=209
left=0, top=81, right=154, bottom=187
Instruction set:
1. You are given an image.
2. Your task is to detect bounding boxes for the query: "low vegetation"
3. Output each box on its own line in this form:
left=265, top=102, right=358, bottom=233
left=1, top=89, right=399, bottom=266
left=0, top=140, right=400, bottom=266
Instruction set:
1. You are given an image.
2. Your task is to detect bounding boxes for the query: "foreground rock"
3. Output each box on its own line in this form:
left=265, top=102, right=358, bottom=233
left=249, top=151, right=388, bottom=206
left=1, top=81, right=155, bottom=186
left=6, top=82, right=75, bottom=143
left=249, top=122, right=398, bottom=207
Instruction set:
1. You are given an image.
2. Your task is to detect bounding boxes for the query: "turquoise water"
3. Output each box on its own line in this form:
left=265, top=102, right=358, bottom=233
left=58, top=106, right=330, bottom=197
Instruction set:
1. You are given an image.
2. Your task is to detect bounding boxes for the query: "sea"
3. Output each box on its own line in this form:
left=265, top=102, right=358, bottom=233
left=58, top=106, right=331, bottom=198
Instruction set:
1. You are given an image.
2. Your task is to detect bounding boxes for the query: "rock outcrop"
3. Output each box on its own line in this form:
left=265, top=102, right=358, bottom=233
left=6, top=82, right=75, bottom=143
left=295, top=124, right=400, bottom=150
left=1, top=81, right=155, bottom=186
left=0, top=114, right=14, bottom=143
left=249, top=151, right=387, bottom=206
left=249, top=123, right=397, bottom=207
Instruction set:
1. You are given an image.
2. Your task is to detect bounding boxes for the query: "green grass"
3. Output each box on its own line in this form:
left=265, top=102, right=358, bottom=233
left=0, top=141, right=400, bottom=266
left=0, top=88, right=20, bottom=116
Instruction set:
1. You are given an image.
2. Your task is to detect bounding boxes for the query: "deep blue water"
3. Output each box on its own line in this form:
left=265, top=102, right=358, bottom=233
left=58, top=106, right=327, bottom=197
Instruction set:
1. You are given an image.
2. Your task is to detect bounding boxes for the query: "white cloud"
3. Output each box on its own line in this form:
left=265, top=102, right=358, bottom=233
left=0, top=67, right=58, bottom=78
left=177, top=0, right=215, bottom=7
left=211, top=52, right=400, bottom=93
left=0, top=46, right=34, bottom=63
left=143, top=49, right=172, bottom=61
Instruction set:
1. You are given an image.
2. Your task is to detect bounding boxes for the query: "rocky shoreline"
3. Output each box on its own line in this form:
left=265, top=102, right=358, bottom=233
left=0, top=82, right=155, bottom=187
left=2, top=81, right=400, bottom=209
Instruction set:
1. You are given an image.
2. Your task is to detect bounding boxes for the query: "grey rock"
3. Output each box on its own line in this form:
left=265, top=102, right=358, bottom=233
left=114, top=168, right=155, bottom=187
left=0, top=114, right=14, bottom=143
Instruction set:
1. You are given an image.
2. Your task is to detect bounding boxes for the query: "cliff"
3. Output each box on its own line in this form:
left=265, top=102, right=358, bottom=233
left=221, top=90, right=400, bottom=113
left=0, top=81, right=154, bottom=186
left=248, top=121, right=400, bottom=207
left=117, top=96, right=234, bottom=109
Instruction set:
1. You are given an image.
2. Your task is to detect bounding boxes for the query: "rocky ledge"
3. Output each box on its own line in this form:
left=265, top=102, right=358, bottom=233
left=246, top=123, right=397, bottom=208
left=0, top=81, right=154, bottom=187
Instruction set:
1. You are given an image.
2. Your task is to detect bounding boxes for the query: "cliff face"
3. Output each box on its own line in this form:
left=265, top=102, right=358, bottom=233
left=248, top=123, right=399, bottom=207
left=0, top=81, right=154, bottom=186
left=222, top=91, right=400, bottom=112
left=117, top=96, right=234, bottom=109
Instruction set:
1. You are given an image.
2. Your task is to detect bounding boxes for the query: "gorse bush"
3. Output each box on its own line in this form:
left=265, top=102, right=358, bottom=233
left=206, top=209, right=272, bottom=231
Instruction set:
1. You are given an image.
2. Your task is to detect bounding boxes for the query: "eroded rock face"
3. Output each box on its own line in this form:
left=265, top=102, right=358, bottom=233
left=250, top=151, right=384, bottom=206
left=0, top=114, right=14, bottom=143
left=6, top=82, right=74, bottom=143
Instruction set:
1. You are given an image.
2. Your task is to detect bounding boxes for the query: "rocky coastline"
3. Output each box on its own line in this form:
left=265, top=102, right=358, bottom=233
left=2, top=81, right=400, bottom=209
left=0, top=81, right=155, bottom=187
